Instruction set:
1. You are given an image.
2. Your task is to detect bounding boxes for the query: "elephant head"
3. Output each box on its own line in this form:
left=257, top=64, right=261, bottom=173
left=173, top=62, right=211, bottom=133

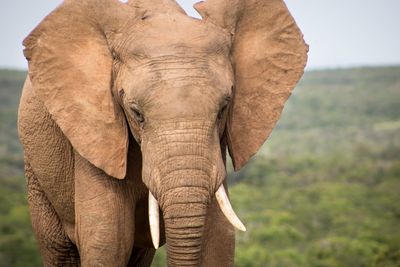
left=23, top=0, right=307, bottom=265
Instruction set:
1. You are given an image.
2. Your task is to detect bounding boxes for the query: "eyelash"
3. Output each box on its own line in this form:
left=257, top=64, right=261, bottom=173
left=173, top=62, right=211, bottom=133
left=131, top=106, right=145, bottom=124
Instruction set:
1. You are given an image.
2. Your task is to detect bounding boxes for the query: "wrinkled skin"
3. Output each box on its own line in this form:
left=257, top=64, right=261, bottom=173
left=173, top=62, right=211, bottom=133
left=18, top=0, right=307, bottom=266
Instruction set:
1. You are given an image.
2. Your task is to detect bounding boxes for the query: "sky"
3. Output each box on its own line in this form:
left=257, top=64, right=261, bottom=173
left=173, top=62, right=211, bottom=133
left=1, top=0, right=399, bottom=70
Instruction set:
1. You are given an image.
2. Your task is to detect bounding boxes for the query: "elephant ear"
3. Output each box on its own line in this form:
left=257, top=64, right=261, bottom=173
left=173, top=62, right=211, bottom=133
left=23, top=0, right=132, bottom=179
left=196, top=0, right=308, bottom=170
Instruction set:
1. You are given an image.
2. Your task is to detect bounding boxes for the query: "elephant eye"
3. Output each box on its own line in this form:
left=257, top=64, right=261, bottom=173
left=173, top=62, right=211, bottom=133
left=218, top=102, right=228, bottom=120
left=119, top=89, right=125, bottom=99
left=131, top=106, right=145, bottom=125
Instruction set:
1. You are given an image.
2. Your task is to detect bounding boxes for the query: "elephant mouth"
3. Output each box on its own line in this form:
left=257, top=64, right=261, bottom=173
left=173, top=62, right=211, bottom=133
left=147, top=184, right=246, bottom=249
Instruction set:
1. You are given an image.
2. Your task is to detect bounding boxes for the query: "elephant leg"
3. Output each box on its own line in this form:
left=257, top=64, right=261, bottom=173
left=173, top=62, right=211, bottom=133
left=200, top=184, right=236, bottom=266
left=26, top=162, right=80, bottom=267
left=127, top=246, right=156, bottom=267
left=74, top=152, right=135, bottom=267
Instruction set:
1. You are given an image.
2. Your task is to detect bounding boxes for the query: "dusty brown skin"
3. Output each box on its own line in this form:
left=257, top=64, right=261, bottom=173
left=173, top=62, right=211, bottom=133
left=18, top=0, right=308, bottom=266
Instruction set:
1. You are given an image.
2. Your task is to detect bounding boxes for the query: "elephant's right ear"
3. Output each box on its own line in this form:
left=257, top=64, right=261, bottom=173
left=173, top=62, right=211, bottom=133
left=23, top=0, right=133, bottom=179
left=196, top=0, right=308, bottom=171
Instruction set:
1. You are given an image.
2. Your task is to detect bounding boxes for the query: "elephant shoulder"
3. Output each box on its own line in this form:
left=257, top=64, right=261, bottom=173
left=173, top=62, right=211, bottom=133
left=19, top=76, right=75, bottom=224
left=18, top=76, right=69, bottom=166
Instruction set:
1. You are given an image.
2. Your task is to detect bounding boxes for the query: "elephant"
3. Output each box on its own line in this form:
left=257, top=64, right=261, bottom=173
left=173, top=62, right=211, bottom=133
left=17, top=0, right=307, bottom=266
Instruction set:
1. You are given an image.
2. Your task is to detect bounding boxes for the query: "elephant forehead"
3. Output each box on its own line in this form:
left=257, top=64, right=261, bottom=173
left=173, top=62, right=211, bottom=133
left=123, top=54, right=233, bottom=107
left=120, top=13, right=231, bottom=58
left=144, top=88, right=222, bottom=121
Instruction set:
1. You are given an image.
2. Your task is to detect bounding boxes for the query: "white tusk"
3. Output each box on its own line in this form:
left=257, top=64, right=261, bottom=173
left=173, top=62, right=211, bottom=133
left=215, top=185, right=246, bottom=232
left=148, top=191, right=160, bottom=249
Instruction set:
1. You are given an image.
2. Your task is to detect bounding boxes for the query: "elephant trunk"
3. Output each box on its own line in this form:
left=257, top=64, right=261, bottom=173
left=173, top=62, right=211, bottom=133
left=142, top=120, right=244, bottom=265
left=156, top=140, right=213, bottom=266
left=162, top=186, right=208, bottom=266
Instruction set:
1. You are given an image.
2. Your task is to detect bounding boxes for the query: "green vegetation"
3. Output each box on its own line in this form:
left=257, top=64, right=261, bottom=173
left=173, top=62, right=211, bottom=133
left=0, top=70, right=25, bottom=179
left=1, top=67, right=400, bottom=266
left=0, top=69, right=40, bottom=267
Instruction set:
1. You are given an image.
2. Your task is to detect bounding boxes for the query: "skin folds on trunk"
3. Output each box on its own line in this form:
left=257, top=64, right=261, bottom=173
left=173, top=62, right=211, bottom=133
left=163, top=187, right=208, bottom=266
left=142, top=121, right=220, bottom=266
left=159, top=154, right=212, bottom=266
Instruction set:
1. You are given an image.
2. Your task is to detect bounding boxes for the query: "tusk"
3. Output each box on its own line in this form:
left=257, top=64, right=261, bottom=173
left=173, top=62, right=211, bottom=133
left=215, top=185, right=246, bottom=232
left=148, top=191, right=160, bottom=249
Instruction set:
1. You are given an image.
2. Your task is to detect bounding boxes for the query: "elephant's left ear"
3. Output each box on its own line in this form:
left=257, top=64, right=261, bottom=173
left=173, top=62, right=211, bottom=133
left=23, top=0, right=134, bottom=179
left=196, top=0, right=308, bottom=170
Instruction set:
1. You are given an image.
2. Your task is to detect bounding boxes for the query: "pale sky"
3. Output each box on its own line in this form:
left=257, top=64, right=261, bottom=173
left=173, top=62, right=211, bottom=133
left=1, top=0, right=399, bottom=70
